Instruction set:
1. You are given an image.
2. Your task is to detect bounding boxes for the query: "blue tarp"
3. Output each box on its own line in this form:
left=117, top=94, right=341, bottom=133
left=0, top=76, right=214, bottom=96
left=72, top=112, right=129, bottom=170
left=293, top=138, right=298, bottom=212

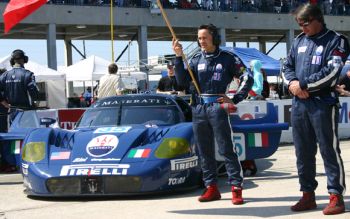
left=222, top=47, right=282, bottom=76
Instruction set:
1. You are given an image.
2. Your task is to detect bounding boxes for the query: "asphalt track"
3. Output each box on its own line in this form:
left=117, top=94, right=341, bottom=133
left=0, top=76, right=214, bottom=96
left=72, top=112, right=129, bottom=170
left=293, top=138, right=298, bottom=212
left=0, top=141, right=350, bottom=219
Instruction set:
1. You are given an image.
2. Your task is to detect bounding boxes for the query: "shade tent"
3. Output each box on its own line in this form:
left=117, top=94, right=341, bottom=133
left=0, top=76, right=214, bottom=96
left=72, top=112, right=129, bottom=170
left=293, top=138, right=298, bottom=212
left=222, top=47, right=282, bottom=76
left=0, top=55, right=65, bottom=82
left=64, top=55, right=111, bottom=81
left=0, top=55, right=67, bottom=109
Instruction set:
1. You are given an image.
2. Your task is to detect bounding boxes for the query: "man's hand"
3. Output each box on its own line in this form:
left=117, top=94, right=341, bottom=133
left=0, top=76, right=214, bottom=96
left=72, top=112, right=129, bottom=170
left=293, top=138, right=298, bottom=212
left=217, top=94, right=234, bottom=104
left=289, top=80, right=309, bottom=99
left=336, top=84, right=350, bottom=96
left=0, top=100, right=10, bottom=109
left=217, top=95, right=237, bottom=113
left=172, top=38, right=183, bottom=57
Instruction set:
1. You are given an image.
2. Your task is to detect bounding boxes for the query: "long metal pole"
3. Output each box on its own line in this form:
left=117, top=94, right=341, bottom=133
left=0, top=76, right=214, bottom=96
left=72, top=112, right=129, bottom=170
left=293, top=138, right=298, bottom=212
left=156, top=0, right=201, bottom=94
left=110, top=0, right=115, bottom=62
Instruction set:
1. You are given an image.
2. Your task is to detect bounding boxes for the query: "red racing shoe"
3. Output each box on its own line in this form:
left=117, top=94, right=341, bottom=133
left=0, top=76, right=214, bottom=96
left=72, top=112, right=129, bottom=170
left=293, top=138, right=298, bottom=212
left=323, top=194, right=345, bottom=215
left=198, top=184, right=221, bottom=202
left=291, top=191, right=317, bottom=211
left=232, top=186, right=244, bottom=205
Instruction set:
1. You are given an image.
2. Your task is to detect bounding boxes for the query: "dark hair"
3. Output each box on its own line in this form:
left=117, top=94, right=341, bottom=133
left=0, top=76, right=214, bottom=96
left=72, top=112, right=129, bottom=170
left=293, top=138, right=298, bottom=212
left=108, top=63, right=118, bottom=74
left=10, top=49, right=28, bottom=66
left=294, top=3, right=324, bottom=25
left=0, top=68, right=6, bottom=74
left=198, top=24, right=221, bottom=47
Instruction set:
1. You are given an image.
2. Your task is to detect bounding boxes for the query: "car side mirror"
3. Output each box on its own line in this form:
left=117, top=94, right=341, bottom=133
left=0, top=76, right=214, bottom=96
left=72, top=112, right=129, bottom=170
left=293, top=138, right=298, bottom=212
left=40, top=118, right=56, bottom=127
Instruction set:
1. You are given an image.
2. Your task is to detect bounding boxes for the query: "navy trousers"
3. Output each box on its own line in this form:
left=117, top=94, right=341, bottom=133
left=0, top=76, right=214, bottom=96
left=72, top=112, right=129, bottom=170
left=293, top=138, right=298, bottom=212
left=192, top=103, right=243, bottom=187
left=291, top=98, right=346, bottom=195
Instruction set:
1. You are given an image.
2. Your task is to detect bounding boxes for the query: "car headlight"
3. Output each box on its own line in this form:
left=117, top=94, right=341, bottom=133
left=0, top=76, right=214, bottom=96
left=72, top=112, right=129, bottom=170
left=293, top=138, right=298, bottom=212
left=22, top=142, right=45, bottom=162
left=155, top=138, right=190, bottom=159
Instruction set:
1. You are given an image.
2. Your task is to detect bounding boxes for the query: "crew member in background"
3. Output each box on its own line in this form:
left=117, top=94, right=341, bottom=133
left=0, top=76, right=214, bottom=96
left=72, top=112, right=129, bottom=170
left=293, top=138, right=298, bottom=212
left=0, top=68, right=11, bottom=173
left=283, top=4, right=349, bottom=215
left=336, top=60, right=350, bottom=96
left=0, top=50, right=39, bottom=173
left=97, top=63, right=120, bottom=99
left=173, top=23, right=253, bottom=205
left=0, top=49, right=39, bottom=121
left=248, top=59, right=264, bottom=100
left=81, top=87, right=92, bottom=107
left=156, top=61, right=185, bottom=95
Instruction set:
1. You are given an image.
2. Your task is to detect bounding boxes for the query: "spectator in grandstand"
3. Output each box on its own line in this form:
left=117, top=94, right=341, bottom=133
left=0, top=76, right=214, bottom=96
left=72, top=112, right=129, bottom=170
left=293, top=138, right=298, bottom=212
left=190, top=0, right=200, bottom=8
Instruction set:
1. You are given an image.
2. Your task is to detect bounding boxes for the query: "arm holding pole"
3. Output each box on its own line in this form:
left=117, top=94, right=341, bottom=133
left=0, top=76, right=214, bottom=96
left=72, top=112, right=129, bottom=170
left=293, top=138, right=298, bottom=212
left=156, top=0, right=201, bottom=95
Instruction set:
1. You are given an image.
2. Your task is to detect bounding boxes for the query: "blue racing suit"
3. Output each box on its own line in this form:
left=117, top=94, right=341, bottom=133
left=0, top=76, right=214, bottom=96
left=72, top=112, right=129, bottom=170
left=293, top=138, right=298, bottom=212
left=175, top=48, right=253, bottom=187
left=283, top=28, right=350, bottom=195
left=0, top=66, right=39, bottom=109
left=0, top=66, right=39, bottom=166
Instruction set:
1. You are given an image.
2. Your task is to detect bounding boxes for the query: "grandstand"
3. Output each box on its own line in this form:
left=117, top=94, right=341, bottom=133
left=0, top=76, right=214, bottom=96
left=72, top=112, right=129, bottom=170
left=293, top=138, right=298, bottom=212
left=0, top=1, right=349, bottom=71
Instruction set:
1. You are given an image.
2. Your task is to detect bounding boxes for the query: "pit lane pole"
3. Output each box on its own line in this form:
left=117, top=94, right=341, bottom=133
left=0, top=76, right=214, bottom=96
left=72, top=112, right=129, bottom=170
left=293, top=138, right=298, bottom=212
left=155, top=0, right=201, bottom=95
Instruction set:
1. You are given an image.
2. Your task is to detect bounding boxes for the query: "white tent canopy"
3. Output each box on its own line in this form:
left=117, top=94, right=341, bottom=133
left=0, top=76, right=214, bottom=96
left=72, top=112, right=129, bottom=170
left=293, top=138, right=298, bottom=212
left=63, top=55, right=111, bottom=81
left=63, top=55, right=148, bottom=82
left=0, top=55, right=67, bottom=109
left=0, top=55, right=65, bottom=82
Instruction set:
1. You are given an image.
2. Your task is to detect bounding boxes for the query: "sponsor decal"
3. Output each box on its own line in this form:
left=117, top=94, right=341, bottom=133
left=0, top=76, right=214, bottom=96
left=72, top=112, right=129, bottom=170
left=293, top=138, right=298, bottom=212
left=298, top=46, right=307, bottom=53
left=72, top=157, right=88, bottom=163
left=91, top=158, right=121, bottom=162
left=315, top=45, right=323, bottom=55
left=232, top=133, right=246, bottom=161
left=247, top=132, right=269, bottom=147
left=60, top=164, right=130, bottom=176
left=22, top=163, right=29, bottom=175
left=94, top=126, right=132, bottom=134
left=95, top=98, right=173, bottom=107
left=198, top=63, right=205, bottom=71
left=50, top=151, right=71, bottom=160
left=58, top=109, right=85, bottom=130
left=10, top=140, right=22, bottom=155
left=311, top=56, right=322, bottom=65
left=86, top=135, right=119, bottom=157
left=212, top=72, right=222, bottom=81
left=128, top=149, right=151, bottom=158
left=170, top=156, right=198, bottom=171
left=216, top=63, right=223, bottom=71
left=168, top=177, right=186, bottom=185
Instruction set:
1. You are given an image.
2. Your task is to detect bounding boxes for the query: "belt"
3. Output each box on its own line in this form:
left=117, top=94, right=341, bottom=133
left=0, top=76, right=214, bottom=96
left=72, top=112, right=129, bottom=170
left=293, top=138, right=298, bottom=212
left=198, top=94, right=221, bottom=104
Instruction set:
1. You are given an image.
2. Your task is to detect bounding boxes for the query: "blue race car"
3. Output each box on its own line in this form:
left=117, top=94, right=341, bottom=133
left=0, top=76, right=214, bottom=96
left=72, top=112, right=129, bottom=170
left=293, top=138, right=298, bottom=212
left=1, top=94, right=288, bottom=197
left=19, top=94, right=201, bottom=196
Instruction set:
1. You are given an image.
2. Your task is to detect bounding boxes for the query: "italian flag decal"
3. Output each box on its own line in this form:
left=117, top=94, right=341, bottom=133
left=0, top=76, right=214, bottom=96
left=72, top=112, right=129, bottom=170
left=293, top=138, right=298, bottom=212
left=10, top=140, right=22, bottom=154
left=128, top=149, right=151, bottom=158
left=247, top=133, right=268, bottom=147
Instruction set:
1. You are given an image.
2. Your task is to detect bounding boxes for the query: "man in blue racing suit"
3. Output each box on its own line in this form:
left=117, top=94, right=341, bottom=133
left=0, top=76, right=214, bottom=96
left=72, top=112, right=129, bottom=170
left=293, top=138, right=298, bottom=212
left=283, top=4, right=349, bottom=215
left=0, top=49, right=39, bottom=172
left=0, top=49, right=39, bottom=113
left=172, top=24, right=253, bottom=205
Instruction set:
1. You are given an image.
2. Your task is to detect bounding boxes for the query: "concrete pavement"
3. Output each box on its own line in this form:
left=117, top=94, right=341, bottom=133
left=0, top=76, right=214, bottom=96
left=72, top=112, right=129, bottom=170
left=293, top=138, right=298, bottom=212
left=0, top=140, right=350, bottom=219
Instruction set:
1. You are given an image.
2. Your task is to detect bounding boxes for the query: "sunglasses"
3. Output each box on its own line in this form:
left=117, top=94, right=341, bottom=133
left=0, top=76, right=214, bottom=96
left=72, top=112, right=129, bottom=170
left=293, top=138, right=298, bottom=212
left=297, top=19, right=314, bottom=27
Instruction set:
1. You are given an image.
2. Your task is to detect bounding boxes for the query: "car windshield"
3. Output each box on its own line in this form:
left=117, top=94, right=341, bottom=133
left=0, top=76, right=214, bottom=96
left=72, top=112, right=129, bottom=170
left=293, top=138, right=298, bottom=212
left=76, top=105, right=181, bottom=127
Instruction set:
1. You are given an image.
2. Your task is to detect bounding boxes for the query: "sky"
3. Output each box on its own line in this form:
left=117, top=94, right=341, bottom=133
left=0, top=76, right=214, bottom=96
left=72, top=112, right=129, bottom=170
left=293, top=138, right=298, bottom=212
left=0, top=39, right=287, bottom=69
